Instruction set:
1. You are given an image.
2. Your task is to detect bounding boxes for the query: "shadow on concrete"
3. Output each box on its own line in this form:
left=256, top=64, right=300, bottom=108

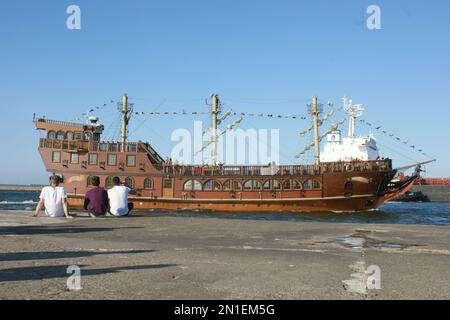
left=0, top=264, right=178, bottom=282
left=0, top=225, right=143, bottom=236
left=0, top=249, right=155, bottom=262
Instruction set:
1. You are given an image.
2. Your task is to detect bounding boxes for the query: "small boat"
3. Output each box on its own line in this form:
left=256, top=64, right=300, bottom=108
left=392, top=191, right=430, bottom=202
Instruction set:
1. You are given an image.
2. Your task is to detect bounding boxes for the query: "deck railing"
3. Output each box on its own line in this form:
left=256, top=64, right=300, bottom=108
left=91, top=141, right=145, bottom=153
left=39, top=138, right=147, bottom=153
left=34, top=118, right=84, bottom=128
left=160, top=160, right=392, bottom=177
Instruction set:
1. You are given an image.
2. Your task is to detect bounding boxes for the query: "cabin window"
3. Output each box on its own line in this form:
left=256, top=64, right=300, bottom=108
left=223, top=180, right=232, bottom=191
left=144, top=178, right=153, bottom=189
left=263, top=181, right=271, bottom=190
left=105, top=176, right=114, bottom=188
left=48, top=131, right=56, bottom=140
left=233, top=181, right=242, bottom=191
left=52, top=151, right=61, bottom=163
left=56, top=131, right=65, bottom=140
left=88, top=153, right=98, bottom=165
left=70, top=153, right=79, bottom=164
left=125, top=177, right=134, bottom=189
left=243, top=180, right=252, bottom=191
left=66, top=132, right=74, bottom=140
left=126, top=155, right=136, bottom=167
left=164, top=179, right=173, bottom=189
left=183, top=180, right=193, bottom=190
left=283, top=180, right=291, bottom=190
left=203, top=180, right=212, bottom=191
left=313, top=180, right=322, bottom=189
left=183, top=180, right=200, bottom=190
left=273, top=180, right=281, bottom=190
left=107, top=154, right=117, bottom=166
left=253, top=180, right=262, bottom=190
left=193, top=180, right=202, bottom=191
left=303, top=179, right=312, bottom=190
left=99, top=143, right=109, bottom=152
left=75, top=132, right=82, bottom=140
left=213, top=181, right=222, bottom=191
left=293, top=180, right=302, bottom=190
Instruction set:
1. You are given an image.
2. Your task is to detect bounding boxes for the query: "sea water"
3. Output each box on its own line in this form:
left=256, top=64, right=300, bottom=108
left=1, top=190, right=450, bottom=226
left=0, top=190, right=40, bottom=211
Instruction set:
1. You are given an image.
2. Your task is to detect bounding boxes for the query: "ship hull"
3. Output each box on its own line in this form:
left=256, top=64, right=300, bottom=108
left=66, top=193, right=388, bottom=212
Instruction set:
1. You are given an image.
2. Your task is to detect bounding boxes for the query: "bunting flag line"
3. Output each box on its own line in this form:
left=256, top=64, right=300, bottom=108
left=358, top=119, right=432, bottom=159
left=134, top=110, right=308, bottom=120
left=72, top=99, right=120, bottom=122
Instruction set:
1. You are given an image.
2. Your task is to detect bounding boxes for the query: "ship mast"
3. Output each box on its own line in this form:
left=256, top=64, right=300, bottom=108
left=211, top=94, right=219, bottom=166
left=311, top=96, right=321, bottom=166
left=120, top=93, right=131, bottom=152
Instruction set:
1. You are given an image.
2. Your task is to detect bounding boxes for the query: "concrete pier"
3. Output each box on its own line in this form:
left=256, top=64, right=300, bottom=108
left=1, top=210, right=450, bottom=299
left=411, top=185, right=450, bottom=202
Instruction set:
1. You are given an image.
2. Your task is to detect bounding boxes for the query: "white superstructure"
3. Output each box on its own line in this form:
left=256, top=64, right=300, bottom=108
left=320, top=97, right=380, bottom=162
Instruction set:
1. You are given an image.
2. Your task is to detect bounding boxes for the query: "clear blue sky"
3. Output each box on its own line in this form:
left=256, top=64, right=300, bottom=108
left=0, top=0, right=449, bottom=184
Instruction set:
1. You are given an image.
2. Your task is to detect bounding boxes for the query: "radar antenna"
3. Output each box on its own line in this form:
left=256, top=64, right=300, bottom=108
left=343, top=97, right=364, bottom=138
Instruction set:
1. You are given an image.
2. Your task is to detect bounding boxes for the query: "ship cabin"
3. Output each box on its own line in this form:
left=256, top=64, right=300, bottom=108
left=34, top=116, right=394, bottom=202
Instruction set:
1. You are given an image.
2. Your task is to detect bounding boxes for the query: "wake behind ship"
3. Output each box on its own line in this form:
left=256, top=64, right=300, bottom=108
left=33, top=94, right=427, bottom=212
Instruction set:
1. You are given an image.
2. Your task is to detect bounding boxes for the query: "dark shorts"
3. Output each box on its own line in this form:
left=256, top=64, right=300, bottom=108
left=108, top=203, right=134, bottom=217
left=123, top=202, right=134, bottom=216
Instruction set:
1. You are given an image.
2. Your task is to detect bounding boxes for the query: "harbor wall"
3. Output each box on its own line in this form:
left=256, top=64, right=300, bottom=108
left=411, top=185, right=450, bottom=202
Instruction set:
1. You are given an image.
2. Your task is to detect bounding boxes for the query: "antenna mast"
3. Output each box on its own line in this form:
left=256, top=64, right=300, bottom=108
left=343, top=97, right=364, bottom=138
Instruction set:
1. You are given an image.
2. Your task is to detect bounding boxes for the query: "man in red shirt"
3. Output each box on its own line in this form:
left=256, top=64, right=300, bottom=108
left=84, top=176, right=109, bottom=217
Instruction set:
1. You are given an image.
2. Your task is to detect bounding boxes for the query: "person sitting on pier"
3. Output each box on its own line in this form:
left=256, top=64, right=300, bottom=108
left=33, top=176, right=72, bottom=219
left=107, top=176, right=134, bottom=217
left=84, top=176, right=109, bottom=218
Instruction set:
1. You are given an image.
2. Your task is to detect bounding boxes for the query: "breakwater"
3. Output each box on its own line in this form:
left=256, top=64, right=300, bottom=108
left=411, top=185, right=450, bottom=202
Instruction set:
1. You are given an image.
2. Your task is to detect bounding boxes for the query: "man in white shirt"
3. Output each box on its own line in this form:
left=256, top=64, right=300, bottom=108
left=107, top=177, right=134, bottom=217
left=33, top=176, right=72, bottom=219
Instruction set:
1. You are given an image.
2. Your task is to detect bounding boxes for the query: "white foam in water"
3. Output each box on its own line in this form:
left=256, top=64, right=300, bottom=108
left=0, top=200, right=37, bottom=205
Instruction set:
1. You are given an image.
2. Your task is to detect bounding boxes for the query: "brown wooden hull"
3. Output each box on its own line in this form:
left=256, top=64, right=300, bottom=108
left=67, top=193, right=387, bottom=212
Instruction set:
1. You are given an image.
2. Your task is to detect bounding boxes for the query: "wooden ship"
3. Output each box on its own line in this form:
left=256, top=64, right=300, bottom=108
left=33, top=94, right=421, bottom=212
